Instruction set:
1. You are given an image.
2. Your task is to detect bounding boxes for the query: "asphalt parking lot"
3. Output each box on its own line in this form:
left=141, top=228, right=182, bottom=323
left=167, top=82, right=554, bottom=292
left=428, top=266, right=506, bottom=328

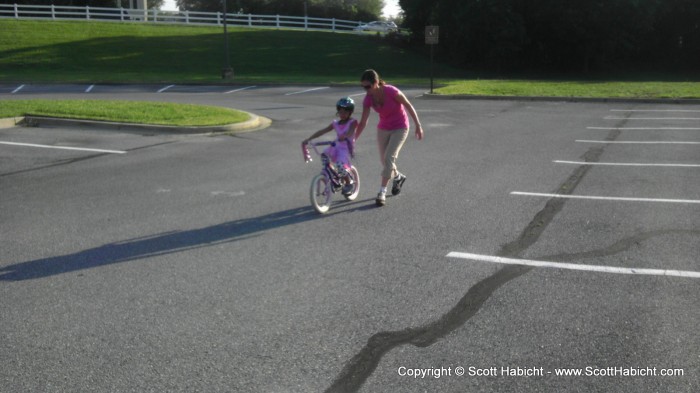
left=1, top=84, right=699, bottom=392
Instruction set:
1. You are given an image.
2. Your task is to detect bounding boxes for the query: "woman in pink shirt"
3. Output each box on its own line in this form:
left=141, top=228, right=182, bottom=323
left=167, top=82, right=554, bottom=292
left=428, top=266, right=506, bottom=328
left=356, top=69, right=424, bottom=206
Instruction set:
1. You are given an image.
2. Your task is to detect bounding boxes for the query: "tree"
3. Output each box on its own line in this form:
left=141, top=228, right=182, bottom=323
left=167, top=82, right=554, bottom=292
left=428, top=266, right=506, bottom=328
left=649, top=0, right=700, bottom=67
left=398, top=0, right=696, bottom=73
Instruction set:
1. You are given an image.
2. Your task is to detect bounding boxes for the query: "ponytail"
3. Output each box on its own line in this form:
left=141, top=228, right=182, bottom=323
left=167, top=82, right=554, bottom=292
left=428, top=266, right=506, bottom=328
left=361, top=69, right=385, bottom=86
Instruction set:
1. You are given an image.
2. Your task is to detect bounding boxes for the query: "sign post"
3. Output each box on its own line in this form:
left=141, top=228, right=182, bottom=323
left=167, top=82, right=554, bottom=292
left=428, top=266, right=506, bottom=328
left=425, top=26, right=439, bottom=94
left=222, top=0, right=233, bottom=79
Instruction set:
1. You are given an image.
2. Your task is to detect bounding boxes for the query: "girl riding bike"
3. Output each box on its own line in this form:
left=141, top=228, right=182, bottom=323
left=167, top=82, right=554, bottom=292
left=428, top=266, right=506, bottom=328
left=302, top=97, right=358, bottom=195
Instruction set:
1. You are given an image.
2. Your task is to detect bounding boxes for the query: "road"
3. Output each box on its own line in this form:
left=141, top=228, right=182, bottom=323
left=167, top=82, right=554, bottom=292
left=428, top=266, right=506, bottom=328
left=1, top=84, right=699, bottom=392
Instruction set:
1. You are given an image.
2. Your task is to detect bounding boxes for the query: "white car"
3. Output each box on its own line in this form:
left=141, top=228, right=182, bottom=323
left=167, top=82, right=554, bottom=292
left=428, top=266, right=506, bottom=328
left=354, top=21, right=398, bottom=33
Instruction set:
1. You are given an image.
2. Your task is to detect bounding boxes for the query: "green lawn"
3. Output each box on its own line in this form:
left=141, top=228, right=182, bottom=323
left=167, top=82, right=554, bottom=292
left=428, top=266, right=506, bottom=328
left=0, top=19, right=698, bottom=126
left=435, top=79, right=700, bottom=99
left=1, top=100, right=249, bottom=126
left=0, top=19, right=455, bottom=84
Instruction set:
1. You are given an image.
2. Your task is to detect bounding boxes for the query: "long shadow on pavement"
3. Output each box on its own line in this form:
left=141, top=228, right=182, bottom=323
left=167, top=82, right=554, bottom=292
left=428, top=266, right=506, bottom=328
left=1, top=200, right=374, bottom=281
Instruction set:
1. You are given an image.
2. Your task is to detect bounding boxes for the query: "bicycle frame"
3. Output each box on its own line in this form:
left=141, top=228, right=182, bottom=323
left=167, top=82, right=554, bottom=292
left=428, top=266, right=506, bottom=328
left=303, top=140, right=360, bottom=213
left=304, top=140, right=343, bottom=187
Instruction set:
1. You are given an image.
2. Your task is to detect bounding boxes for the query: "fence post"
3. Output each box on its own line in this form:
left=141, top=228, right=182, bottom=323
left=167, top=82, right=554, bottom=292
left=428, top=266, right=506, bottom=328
left=14, top=3, right=18, bottom=18
left=185, top=10, right=189, bottom=24
left=86, top=5, right=90, bottom=20
left=217, top=11, right=221, bottom=26
left=276, top=15, right=280, bottom=29
left=248, top=13, right=252, bottom=27
left=332, top=18, right=336, bottom=32
left=304, top=15, right=308, bottom=31
left=152, top=9, right=157, bottom=22
left=51, top=4, right=55, bottom=20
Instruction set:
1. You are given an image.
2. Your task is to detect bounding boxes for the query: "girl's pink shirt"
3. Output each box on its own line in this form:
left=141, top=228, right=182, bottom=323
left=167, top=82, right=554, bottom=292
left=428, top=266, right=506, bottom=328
left=363, top=84, right=409, bottom=131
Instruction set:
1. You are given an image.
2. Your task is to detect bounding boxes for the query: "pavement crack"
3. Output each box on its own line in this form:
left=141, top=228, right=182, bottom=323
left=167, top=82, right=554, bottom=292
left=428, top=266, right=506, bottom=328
left=0, top=153, right=109, bottom=177
left=325, top=264, right=531, bottom=393
left=540, top=229, right=700, bottom=262
left=124, top=141, right=177, bottom=152
left=326, top=114, right=631, bottom=392
left=500, top=122, right=623, bottom=258
left=1, top=141, right=177, bottom=177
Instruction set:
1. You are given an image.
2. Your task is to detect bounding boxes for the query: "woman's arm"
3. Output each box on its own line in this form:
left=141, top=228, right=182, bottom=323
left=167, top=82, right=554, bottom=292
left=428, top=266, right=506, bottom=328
left=396, top=91, right=423, bottom=140
left=355, top=105, right=371, bottom=140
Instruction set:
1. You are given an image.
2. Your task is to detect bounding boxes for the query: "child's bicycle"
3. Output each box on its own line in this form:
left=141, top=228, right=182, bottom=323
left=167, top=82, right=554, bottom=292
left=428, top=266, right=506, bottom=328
left=302, top=141, right=360, bottom=214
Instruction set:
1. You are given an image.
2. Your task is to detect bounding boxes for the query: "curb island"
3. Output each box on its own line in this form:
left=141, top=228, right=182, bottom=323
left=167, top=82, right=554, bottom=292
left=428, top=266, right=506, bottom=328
left=3, top=94, right=698, bottom=133
left=0, top=111, right=271, bottom=134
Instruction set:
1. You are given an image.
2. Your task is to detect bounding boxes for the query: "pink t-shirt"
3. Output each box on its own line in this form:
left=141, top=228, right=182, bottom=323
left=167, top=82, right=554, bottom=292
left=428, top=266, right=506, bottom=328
left=363, top=84, right=409, bottom=131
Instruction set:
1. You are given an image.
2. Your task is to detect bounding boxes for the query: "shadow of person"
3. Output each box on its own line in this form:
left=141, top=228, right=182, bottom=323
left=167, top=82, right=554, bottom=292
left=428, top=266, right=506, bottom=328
left=2, top=198, right=377, bottom=282
left=1, top=205, right=319, bottom=281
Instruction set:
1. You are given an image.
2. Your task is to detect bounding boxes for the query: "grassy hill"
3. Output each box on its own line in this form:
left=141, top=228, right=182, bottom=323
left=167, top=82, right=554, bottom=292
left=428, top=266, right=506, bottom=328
left=0, top=19, right=462, bottom=84
left=1, top=19, right=698, bottom=98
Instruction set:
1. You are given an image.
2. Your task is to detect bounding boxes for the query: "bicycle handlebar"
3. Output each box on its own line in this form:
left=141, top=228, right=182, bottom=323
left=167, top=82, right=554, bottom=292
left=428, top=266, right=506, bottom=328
left=302, top=141, right=334, bottom=163
left=302, top=139, right=354, bottom=163
left=309, top=141, right=335, bottom=147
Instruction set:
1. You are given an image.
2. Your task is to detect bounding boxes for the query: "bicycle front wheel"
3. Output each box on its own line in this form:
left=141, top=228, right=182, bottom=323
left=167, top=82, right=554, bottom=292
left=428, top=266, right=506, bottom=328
left=310, top=174, right=332, bottom=214
left=344, top=166, right=360, bottom=201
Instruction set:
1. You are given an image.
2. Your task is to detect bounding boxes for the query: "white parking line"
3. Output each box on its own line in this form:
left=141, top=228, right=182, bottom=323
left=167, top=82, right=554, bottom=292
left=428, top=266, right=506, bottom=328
left=554, top=160, right=700, bottom=168
left=611, top=109, right=700, bottom=113
left=224, top=86, right=256, bottom=94
left=0, top=141, right=126, bottom=154
left=446, top=252, right=700, bottom=278
left=511, top=191, right=700, bottom=204
left=285, top=86, right=329, bottom=96
left=157, top=84, right=175, bottom=93
left=85, top=84, right=95, bottom=93
left=576, top=140, right=700, bottom=145
left=11, top=85, right=25, bottom=94
left=606, top=116, right=700, bottom=120
left=588, top=127, right=700, bottom=130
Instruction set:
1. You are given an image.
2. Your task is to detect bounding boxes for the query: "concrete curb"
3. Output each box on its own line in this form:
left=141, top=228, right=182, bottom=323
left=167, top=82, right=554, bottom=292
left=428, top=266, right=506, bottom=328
left=420, top=93, right=700, bottom=105
left=0, top=117, right=26, bottom=129
left=0, top=111, right=271, bottom=134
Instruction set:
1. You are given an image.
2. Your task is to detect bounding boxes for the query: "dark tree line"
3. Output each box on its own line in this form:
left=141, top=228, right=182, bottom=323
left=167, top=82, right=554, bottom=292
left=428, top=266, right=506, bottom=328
left=400, top=0, right=700, bottom=72
left=176, top=0, right=383, bottom=21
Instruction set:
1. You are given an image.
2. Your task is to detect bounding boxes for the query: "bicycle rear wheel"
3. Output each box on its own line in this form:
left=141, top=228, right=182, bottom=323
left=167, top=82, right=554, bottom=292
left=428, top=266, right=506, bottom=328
left=310, top=174, right=332, bottom=214
left=344, top=166, right=360, bottom=201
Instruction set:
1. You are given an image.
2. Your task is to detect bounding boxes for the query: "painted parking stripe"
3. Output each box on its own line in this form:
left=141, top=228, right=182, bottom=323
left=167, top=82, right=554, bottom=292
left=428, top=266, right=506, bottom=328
left=157, top=84, right=175, bottom=93
left=611, top=109, right=700, bottom=113
left=511, top=191, right=700, bottom=205
left=11, top=85, right=25, bottom=94
left=588, top=127, right=700, bottom=130
left=285, top=86, right=329, bottom=96
left=224, top=86, right=256, bottom=94
left=606, top=116, right=700, bottom=120
left=446, top=252, right=700, bottom=279
left=554, top=160, right=700, bottom=168
left=0, top=141, right=126, bottom=154
left=576, top=140, right=700, bottom=145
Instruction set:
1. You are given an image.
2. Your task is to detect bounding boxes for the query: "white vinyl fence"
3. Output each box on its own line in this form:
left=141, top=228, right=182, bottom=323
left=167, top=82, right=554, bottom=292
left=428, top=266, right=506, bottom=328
left=0, top=3, right=363, bottom=32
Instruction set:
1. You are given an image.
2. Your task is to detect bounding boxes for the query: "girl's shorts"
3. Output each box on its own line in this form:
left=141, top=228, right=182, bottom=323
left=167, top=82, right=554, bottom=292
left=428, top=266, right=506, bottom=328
left=324, top=145, right=352, bottom=168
